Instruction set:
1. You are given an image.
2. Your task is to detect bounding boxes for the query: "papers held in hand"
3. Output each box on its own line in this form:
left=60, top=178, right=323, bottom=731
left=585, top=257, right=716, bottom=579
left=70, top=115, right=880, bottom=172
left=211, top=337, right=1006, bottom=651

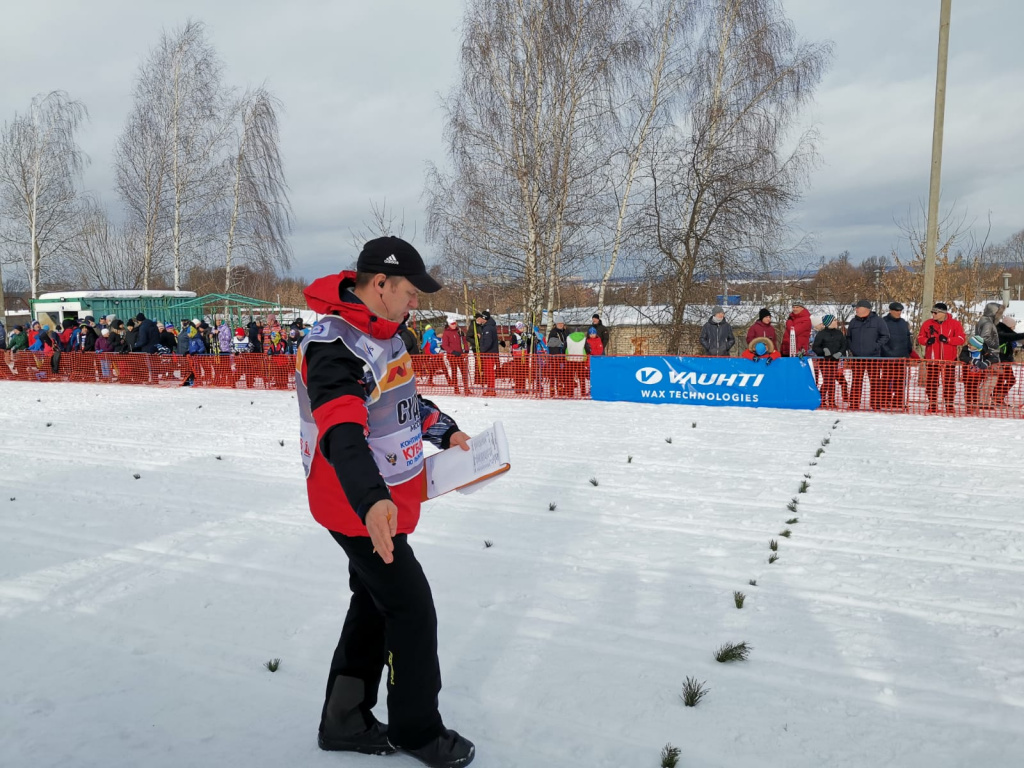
left=423, top=421, right=511, bottom=499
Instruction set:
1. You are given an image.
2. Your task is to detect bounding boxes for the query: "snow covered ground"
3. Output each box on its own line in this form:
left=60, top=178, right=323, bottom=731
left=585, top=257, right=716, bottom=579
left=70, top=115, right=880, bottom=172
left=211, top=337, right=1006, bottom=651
left=1, top=381, right=1022, bottom=768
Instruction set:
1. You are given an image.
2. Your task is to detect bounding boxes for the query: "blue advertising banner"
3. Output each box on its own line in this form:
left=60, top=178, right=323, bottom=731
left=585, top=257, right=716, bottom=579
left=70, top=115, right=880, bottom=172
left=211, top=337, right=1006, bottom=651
left=590, top=356, right=821, bottom=410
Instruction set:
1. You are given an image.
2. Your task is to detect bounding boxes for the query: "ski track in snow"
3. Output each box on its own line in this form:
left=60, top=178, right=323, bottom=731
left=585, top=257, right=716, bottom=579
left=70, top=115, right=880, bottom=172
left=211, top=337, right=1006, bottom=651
left=1, top=381, right=1022, bottom=768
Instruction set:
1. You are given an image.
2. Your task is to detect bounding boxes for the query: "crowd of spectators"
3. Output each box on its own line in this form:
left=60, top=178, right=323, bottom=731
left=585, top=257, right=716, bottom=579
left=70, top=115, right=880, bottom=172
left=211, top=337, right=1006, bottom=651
left=0, top=312, right=311, bottom=387
left=3, top=301, right=1021, bottom=409
left=697, top=299, right=1024, bottom=412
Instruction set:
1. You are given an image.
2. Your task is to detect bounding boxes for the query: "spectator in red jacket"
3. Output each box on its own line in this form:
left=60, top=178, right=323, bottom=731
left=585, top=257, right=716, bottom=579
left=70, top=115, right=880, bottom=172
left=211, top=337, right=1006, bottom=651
left=781, top=302, right=812, bottom=357
left=746, top=308, right=778, bottom=349
left=917, top=302, right=966, bottom=413
left=440, top=316, right=470, bottom=395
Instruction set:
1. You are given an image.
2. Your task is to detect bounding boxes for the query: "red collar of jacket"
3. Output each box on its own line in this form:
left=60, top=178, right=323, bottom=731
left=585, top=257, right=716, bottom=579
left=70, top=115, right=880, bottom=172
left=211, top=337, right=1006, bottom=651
left=303, top=271, right=405, bottom=341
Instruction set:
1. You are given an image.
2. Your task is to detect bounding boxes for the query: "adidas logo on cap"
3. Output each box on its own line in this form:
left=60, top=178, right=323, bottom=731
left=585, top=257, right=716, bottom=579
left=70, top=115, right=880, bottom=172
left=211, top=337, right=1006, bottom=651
left=384, top=254, right=399, bottom=265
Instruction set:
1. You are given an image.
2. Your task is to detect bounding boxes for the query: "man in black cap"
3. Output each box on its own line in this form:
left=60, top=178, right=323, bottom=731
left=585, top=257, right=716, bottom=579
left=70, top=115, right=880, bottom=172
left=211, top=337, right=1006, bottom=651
left=846, top=299, right=890, bottom=410
left=295, top=236, right=476, bottom=767
left=880, top=301, right=914, bottom=410
left=134, top=312, right=159, bottom=354
left=589, top=313, right=609, bottom=350
left=472, top=310, right=499, bottom=395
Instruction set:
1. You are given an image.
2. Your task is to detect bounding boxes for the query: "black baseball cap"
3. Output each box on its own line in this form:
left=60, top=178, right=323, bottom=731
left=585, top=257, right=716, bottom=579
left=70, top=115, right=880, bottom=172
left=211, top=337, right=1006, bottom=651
left=889, top=302, right=904, bottom=311
left=357, top=236, right=442, bottom=293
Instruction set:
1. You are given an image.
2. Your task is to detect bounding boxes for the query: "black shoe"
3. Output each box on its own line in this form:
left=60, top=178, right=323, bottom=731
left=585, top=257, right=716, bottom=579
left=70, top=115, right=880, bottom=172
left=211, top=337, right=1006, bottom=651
left=401, top=728, right=475, bottom=768
left=319, top=675, right=396, bottom=755
left=318, top=720, right=396, bottom=755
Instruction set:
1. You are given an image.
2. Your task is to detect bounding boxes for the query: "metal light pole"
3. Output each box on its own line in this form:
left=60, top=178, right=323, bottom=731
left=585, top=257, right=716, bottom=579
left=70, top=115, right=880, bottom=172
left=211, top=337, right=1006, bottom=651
left=921, top=0, right=953, bottom=321
left=1003, top=272, right=1012, bottom=307
left=875, top=267, right=882, bottom=314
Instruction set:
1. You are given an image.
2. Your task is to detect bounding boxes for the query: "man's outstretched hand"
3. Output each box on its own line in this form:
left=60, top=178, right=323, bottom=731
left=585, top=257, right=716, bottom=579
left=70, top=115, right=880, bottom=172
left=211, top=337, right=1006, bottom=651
left=366, top=499, right=399, bottom=564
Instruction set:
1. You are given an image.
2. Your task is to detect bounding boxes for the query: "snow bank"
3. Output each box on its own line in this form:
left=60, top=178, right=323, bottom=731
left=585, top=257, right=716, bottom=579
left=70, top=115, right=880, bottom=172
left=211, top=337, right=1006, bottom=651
left=1, top=382, right=1022, bottom=767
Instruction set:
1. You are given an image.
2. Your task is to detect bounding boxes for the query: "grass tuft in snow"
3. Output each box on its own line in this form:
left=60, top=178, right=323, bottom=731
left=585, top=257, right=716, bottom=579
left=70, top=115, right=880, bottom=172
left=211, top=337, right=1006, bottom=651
left=786, top=517, right=798, bottom=525
left=779, top=529, right=792, bottom=538
left=748, top=579, right=757, bottom=586
left=714, top=641, right=751, bottom=663
left=733, top=591, right=746, bottom=608
left=264, top=658, right=280, bottom=673
left=548, top=502, right=557, bottom=511
left=821, top=436, right=830, bottom=447
left=680, top=677, right=709, bottom=707
left=46, top=422, right=53, bottom=427
left=803, top=472, right=811, bottom=479
left=627, top=455, right=633, bottom=463
left=665, top=437, right=673, bottom=444
left=484, top=540, right=493, bottom=548
left=787, top=499, right=798, bottom=512
left=589, top=477, right=599, bottom=486
left=132, top=473, right=141, bottom=480
left=815, top=448, right=824, bottom=457
left=661, top=743, right=682, bottom=767
left=798, top=480, right=809, bottom=493
left=215, top=455, right=222, bottom=460
left=769, top=539, right=778, bottom=551
left=278, top=440, right=285, bottom=447
left=691, top=422, right=697, bottom=428
left=768, top=553, right=779, bottom=564
left=834, top=419, right=840, bottom=425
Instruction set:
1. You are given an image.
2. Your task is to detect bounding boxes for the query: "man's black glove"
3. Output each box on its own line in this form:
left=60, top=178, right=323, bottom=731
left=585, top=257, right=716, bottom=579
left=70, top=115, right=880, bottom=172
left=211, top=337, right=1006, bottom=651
left=938, top=334, right=948, bottom=343
left=926, top=337, right=936, bottom=345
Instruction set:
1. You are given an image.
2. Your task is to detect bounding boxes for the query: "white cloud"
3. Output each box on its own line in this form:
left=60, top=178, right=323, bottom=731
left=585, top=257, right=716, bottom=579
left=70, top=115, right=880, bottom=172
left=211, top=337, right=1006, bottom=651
left=1, top=0, right=1020, bottom=284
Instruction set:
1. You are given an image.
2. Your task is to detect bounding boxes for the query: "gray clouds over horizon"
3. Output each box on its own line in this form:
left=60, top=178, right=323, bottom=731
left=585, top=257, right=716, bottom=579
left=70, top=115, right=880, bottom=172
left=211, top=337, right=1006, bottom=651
left=2, top=0, right=1021, bottom=282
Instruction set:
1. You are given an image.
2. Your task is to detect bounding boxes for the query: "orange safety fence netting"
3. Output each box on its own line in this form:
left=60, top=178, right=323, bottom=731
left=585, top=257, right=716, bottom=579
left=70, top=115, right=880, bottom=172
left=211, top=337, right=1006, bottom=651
left=2, top=350, right=1022, bottom=418
left=811, top=357, right=1024, bottom=418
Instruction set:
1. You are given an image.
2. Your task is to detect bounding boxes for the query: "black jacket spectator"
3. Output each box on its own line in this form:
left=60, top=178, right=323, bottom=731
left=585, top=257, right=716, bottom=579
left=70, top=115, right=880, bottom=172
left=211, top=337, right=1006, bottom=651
left=846, top=312, right=890, bottom=357
left=589, top=317, right=610, bottom=348
left=547, top=325, right=568, bottom=355
left=135, top=315, right=158, bottom=353
left=881, top=314, right=913, bottom=357
left=812, top=327, right=848, bottom=358
left=159, top=329, right=177, bottom=350
left=996, top=322, right=1024, bottom=363
left=699, top=316, right=735, bottom=357
left=400, top=326, right=419, bottom=356
left=124, top=323, right=139, bottom=352
left=476, top=317, right=499, bottom=354
left=78, top=325, right=98, bottom=352
left=247, top=321, right=263, bottom=354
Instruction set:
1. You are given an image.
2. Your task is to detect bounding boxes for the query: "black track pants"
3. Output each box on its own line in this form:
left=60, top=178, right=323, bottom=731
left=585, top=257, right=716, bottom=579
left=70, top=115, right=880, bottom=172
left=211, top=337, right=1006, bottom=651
left=322, top=532, right=443, bottom=749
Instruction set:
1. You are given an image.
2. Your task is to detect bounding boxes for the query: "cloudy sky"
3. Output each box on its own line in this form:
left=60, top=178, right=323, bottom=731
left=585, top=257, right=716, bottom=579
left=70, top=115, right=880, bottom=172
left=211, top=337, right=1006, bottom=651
left=2, top=0, right=1021, bottom=281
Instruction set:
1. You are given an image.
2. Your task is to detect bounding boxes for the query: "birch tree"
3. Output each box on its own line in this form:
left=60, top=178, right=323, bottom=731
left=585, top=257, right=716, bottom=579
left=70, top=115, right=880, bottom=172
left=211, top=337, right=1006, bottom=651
left=115, top=20, right=229, bottom=291
left=596, top=0, right=684, bottom=314
left=0, top=91, right=89, bottom=298
left=222, top=86, right=292, bottom=292
left=114, top=81, right=171, bottom=289
left=641, top=0, right=830, bottom=352
left=67, top=197, right=148, bottom=289
left=427, top=0, right=629, bottom=322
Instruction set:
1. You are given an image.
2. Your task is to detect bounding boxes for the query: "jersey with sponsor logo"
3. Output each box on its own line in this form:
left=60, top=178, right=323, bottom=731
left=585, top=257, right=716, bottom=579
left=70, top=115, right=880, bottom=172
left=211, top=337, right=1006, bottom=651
left=295, top=299, right=458, bottom=536
left=298, top=315, right=423, bottom=485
